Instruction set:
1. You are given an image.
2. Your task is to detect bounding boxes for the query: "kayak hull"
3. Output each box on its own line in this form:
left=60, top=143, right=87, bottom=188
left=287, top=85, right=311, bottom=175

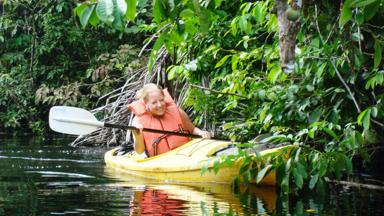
left=104, top=139, right=288, bottom=185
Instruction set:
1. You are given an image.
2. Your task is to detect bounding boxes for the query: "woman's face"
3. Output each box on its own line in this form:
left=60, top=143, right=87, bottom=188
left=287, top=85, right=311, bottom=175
left=145, top=90, right=166, bottom=116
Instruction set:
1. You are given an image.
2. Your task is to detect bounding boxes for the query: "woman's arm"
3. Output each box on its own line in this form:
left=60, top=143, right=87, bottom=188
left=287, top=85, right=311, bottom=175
left=179, top=108, right=212, bottom=139
left=131, top=116, right=146, bottom=154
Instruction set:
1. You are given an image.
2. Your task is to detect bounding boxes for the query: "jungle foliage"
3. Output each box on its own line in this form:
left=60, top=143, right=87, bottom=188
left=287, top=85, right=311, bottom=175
left=75, top=0, right=384, bottom=193
left=2, top=0, right=384, bottom=192
left=0, top=0, right=146, bottom=134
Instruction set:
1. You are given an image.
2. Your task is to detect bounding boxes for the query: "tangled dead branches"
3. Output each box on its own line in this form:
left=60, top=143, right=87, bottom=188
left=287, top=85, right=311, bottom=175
left=70, top=47, right=188, bottom=148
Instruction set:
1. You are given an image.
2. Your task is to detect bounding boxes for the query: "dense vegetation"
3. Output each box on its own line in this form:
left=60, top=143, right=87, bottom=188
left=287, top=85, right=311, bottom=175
left=2, top=0, right=384, bottom=192
left=0, top=0, right=146, bottom=134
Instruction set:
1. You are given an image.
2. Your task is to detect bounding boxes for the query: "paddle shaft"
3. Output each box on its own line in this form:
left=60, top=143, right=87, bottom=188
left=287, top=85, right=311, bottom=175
left=104, top=122, right=201, bottom=138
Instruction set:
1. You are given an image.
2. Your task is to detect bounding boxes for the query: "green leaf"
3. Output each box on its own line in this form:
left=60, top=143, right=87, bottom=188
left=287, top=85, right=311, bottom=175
left=374, top=40, right=382, bottom=68
left=115, top=0, right=127, bottom=15
left=285, top=158, right=292, bottom=172
left=357, top=108, right=371, bottom=130
left=201, top=162, right=209, bottom=175
left=215, top=55, right=231, bottom=68
left=351, top=0, right=377, bottom=8
left=253, top=3, right=264, bottom=24
left=153, top=0, right=166, bottom=23
left=339, top=0, right=353, bottom=27
left=292, top=167, right=304, bottom=189
left=294, top=148, right=301, bottom=162
left=364, top=1, right=379, bottom=21
left=371, top=106, right=378, bottom=118
left=309, top=174, right=319, bottom=190
left=75, top=4, right=88, bottom=17
left=267, top=64, right=282, bottom=83
left=231, top=54, right=239, bottom=71
left=213, top=158, right=220, bottom=174
left=167, top=65, right=183, bottom=80
left=257, top=164, right=272, bottom=184
left=89, top=9, right=100, bottom=26
left=323, top=127, right=338, bottom=140
left=239, top=16, right=247, bottom=33
left=96, top=0, right=114, bottom=22
left=126, top=0, right=136, bottom=21
left=180, top=9, right=194, bottom=18
left=79, top=5, right=95, bottom=28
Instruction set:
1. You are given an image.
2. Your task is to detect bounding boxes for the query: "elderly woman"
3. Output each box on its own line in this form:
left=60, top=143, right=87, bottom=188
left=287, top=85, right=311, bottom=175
left=128, top=83, right=212, bottom=158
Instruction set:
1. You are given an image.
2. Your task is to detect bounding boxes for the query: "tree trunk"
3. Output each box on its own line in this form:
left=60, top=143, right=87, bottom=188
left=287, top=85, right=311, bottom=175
left=275, top=0, right=302, bottom=73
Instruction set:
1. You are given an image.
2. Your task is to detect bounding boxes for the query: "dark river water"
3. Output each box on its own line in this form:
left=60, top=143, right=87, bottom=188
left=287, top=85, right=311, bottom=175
left=0, top=136, right=383, bottom=215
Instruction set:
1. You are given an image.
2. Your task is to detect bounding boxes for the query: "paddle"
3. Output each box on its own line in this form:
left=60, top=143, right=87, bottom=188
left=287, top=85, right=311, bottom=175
left=49, top=106, right=201, bottom=138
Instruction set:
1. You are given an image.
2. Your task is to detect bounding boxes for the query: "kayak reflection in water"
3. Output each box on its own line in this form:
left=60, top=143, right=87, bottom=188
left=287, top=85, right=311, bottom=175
left=129, top=187, right=185, bottom=216
left=128, top=83, right=212, bottom=158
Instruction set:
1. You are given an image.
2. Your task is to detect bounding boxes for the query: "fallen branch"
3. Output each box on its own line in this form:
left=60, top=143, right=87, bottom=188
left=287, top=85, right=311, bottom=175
left=326, top=178, right=384, bottom=191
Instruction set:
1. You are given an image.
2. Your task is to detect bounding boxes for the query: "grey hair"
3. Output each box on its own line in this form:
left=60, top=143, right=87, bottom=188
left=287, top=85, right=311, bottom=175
left=136, top=83, right=164, bottom=102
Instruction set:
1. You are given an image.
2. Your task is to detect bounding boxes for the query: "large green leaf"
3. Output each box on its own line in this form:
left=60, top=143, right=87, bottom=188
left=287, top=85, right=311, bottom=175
left=75, top=4, right=88, bottom=17
left=115, top=0, right=127, bottom=15
left=309, top=174, right=319, bottom=190
left=126, top=0, right=136, bottom=21
left=363, top=0, right=380, bottom=21
left=154, top=0, right=166, bottom=23
left=292, top=167, right=303, bottom=189
left=374, top=40, right=382, bottom=69
left=89, top=9, right=100, bottom=26
left=357, top=108, right=371, bottom=130
left=351, top=0, right=377, bottom=8
left=339, top=0, right=353, bottom=27
left=96, top=0, right=114, bottom=22
left=79, top=5, right=96, bottom=28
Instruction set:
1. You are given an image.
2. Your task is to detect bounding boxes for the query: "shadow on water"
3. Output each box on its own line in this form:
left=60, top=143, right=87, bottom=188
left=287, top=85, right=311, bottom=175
left=0, top=136, right=384, bottom=215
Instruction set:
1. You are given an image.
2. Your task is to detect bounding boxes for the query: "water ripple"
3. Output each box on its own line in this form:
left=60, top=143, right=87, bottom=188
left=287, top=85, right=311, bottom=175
left=26, top=171, right=95, bottom=178
left=0, top=155, right=98, bottom=163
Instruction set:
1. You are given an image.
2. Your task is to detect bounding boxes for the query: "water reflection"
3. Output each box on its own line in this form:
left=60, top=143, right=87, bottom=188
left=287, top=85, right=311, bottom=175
left=104, top=168, right=278, bottom=215
left=1, top=136, right=384, bottom=215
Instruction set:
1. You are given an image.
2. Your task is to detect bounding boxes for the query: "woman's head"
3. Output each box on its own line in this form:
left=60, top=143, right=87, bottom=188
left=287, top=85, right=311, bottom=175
left=136, top=83, right=166, bottom=116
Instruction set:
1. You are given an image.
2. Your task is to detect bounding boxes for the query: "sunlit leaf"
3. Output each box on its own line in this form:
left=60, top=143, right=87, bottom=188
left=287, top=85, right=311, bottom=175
left=126, top=0, right=136, bottom=21
left=75, top=4, right=88, bottom=17
left=96, top=0, right=114, bottom=22
left=215, top=55, right=231, bottom=68
left=89, top=9, right=100, bottom=26
left=238, top=16, right=247, bottom=33
left=357, top=108, right=371, bottom=130
left=115, top=0, right=127, bottom=15
left=153, top=0, right=166, bottom=23
left=256, top=164, right=272, bottom=183
left=79, top=5, right=95, bottom=28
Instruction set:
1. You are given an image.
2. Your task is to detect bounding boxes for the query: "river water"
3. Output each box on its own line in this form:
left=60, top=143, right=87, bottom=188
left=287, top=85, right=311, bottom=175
left=0, top=136, right=383, bottom=215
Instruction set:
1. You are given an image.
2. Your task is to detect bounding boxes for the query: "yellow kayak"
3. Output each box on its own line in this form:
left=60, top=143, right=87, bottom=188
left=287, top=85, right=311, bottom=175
left=104, top=138, right=290, bottom=185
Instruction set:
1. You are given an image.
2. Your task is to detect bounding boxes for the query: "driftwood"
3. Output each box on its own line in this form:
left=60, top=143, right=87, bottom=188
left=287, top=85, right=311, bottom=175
left=326, top=178, right=384, bottom=191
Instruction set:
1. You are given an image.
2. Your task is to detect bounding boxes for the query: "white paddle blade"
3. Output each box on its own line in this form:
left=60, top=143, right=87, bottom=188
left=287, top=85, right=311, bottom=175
left=49, top=106, right=104, bottom=135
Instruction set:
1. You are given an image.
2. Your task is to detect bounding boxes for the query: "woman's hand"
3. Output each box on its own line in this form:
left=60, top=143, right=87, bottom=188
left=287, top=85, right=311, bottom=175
left=198, top=130, right=213, bottom=139
left=133, top=122, right=144, bottom=135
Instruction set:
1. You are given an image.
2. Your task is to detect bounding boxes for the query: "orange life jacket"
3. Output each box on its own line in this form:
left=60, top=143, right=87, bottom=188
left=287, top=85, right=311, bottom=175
left=127, top=89, right=191, bottom=157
